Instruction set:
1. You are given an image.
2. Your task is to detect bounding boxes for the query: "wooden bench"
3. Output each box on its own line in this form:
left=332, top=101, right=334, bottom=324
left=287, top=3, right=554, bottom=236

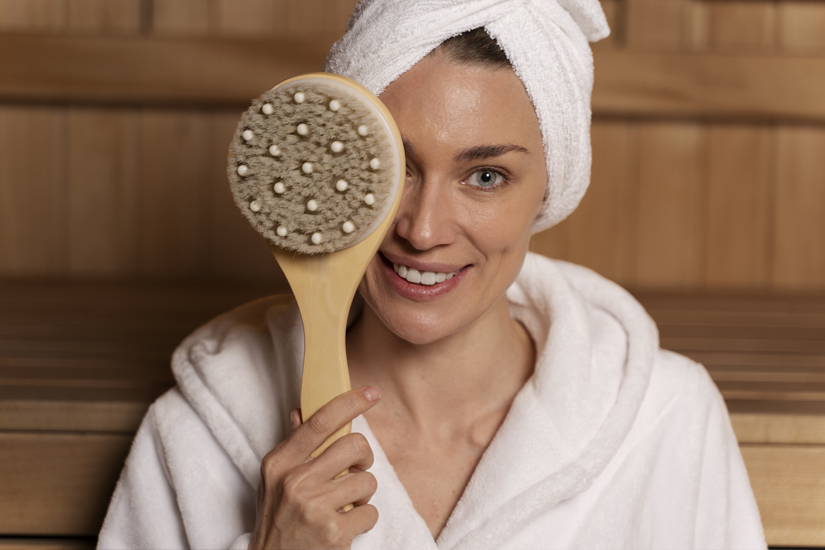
left=0, top=282, right=823, bottom=548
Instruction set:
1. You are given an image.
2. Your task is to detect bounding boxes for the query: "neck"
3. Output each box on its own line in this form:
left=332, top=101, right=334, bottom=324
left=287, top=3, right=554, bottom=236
left=347, top=295, right=535, bottom=438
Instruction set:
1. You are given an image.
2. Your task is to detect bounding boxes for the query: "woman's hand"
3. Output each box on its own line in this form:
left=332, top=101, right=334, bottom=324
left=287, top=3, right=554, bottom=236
left=248, top=386, right=382, bottom=550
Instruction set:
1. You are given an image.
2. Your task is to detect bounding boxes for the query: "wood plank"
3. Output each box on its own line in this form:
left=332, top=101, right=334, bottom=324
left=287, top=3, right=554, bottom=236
left=740, top=444, right=825, bottom=546
left=0, top=400, right=147, bottom=432
left=1, top=35, right=824, bottom=123
left=564, top=120, right=636, bottom=285
left=0, top=432, right=132, bottom=536
left=151, top=0, right=211, bottom=36
left=0, top=0, right=67, bottom=32
left=625, top=0, right=686, bottom=50
left=593, top=51, right=825, bottom=123
left=0, top=106, right=68, bottom=277
left=66, top=107, right=139, bottom=276
left=0, top=34, right=335, bottom=106
left=0, top=539, right=95, bottom=550
left=286, top=0, right=354, bottom=36
left=214, top=0, right=287, bottom=37
left=138, top=110, right=211, bottom=277
left=703, top=125, right=772, bottom=288
left=67, top=0, right=140, bottom=34
left=709, top=1, right=776, bottom=53
left=773, top=126, right=825, bottom=289
left=634, top=123, right=704, bottom=288
left=529, top=221, right=570, bottom=262
left=732, top=413, right=825, bottom=444
left=778, top=1, right=825, bottom=55
left=209, top=110, right=289, bottom=284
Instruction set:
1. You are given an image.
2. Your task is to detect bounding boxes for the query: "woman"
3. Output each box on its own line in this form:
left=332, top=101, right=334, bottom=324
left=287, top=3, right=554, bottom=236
left=98, top=2, right=766, bottom=549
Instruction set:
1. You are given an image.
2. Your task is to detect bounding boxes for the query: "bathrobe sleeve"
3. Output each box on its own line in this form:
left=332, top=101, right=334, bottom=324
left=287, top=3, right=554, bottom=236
left=692, top=376, right=766, bottom=549
left=98, top=389, right=258, bottom=550
left=97, top=406, right=189, bottom=550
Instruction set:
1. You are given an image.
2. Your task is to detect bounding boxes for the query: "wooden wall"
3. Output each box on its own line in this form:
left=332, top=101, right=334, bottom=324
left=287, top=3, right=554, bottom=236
left=0, top=0, right=824, bottom=291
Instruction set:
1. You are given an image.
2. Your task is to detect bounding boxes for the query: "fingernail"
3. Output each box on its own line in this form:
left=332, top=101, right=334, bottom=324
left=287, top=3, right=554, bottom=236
left=361, top=386, right=381, bottom=402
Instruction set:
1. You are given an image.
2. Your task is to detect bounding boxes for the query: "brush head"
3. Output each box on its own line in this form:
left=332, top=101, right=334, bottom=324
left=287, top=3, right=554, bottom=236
left=228, top=74, right=403, bottom=255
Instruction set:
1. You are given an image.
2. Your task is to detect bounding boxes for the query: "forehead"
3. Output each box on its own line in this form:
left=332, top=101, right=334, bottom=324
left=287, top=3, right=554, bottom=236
left=378, top=54, right=541, bottom=153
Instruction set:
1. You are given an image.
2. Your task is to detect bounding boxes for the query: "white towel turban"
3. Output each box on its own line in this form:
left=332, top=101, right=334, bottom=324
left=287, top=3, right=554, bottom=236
left=325, top=0, right=609, bottom=232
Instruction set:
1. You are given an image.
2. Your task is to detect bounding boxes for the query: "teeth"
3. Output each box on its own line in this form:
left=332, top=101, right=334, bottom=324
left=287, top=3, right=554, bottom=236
left=391, top=262, right=459, bottom=285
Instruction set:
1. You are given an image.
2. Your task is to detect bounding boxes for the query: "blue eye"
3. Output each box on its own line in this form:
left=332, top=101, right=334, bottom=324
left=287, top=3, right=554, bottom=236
left=470, top=169, right=503, bottom=188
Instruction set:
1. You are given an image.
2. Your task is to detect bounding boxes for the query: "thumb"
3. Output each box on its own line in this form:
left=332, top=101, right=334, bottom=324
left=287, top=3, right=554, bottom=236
left=290, top=408, right=303, bottom=431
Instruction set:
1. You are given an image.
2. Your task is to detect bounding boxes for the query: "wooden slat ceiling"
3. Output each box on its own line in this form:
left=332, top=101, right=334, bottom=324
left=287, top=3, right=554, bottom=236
left=1, top=34, right=825, bottom=121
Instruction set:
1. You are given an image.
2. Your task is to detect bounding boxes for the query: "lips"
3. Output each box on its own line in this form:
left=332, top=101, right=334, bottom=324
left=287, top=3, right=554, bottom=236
left=377, top=252, right=469, bottom=300
left=391, top=262, right=460, bottom=286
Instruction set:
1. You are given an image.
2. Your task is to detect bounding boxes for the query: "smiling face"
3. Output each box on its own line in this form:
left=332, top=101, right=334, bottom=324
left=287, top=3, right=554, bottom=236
left=358, top=50, right=547, bottom=345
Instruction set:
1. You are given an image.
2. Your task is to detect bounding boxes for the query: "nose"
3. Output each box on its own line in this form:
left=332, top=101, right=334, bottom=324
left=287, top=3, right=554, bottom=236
left=394, top=176, right=456, bottom=251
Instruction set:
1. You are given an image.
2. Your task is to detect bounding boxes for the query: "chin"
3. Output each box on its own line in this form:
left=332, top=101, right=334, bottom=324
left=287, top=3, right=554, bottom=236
left=365, top=292, right=465, bottom=346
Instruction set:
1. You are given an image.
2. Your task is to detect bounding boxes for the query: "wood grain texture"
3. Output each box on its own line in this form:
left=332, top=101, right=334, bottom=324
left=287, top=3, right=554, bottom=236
left=0, top=538, right=94, bottom=550
left=0, top=432, right=132, bottom=536
left=0, top=106, right=68, bottom=276
left=740, top=445, right=825, bottom=546
left=214, top=0, right=287, bottom=37
left=564, top=120, right=636, bottom=285
left=626, top=0, right=686, bottom=50
left=151, top=0, right=211, bottom=36
left=67, top=107, right=139, bottom=276
left=209, top=110, right=287, bottom=283
left=138, top=110, right=211, bottom=276
left=634, top=123, right=704, bottom=287
left=0, top=0, right=67, bottom=32
left=0, top=400, right=147, bottom=432
left=67, top=0, right=140, bottom=34
left=1, top=35, right=824, bottom=123
left=778, top=1, right=825, bottom=55
left=593, top=51, right=825, bottom=123
left=709, top=1, right=776, bottom=53
left=773, top=126, right=825, bottom=289
left=0, top=34, right=335, bottom=106
left=732, top=413, right=825, bottom=445
left=703, top=124, right=772, bottom=288
left=286, top=0, right=355, bottom=36
left=529, top=221, right=569, bottom=263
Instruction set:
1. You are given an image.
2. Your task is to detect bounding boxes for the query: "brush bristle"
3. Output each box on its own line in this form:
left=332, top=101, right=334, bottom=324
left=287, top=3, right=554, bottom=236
left=228, top=81, right=394, bottom=254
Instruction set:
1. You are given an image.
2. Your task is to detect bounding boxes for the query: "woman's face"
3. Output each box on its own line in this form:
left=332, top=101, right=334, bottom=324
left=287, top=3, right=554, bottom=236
left=359, top=51, right=547, bottom=345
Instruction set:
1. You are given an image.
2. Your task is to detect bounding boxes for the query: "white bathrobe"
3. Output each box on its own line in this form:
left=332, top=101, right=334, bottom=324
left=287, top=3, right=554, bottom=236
left=97, top=253, right=766, bottom=550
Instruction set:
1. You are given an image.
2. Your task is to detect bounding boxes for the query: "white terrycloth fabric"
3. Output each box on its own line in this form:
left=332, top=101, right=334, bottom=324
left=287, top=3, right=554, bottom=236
left=324, top=0, right=610, bottom=232
left=97, top=253, right=766, bottom=550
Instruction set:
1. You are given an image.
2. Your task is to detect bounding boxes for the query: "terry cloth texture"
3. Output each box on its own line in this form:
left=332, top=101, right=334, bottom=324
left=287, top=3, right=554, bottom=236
left=324, top=0, right=610, bottom=233
left=97, top=253, right=766, bottom=550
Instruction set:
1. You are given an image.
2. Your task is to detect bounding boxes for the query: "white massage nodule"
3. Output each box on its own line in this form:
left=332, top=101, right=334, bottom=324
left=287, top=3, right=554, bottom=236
left=242, top=130, right=254, bottom=142
left=262, top=103, right=274, bottom=115
left=329, top=99, right=341, bottom=111
left=311, top=232, right=322, bottom=244
left=336, top=179, right=349, bottom=192
left=369, top=158, right=380, bottom=170
left=342, top=221, right=355, bottom=234
left=276, top=226, right=288, bottom=237
left=364, top=193, right=375, bottom=205
left=358, top=125, right=369, bottom=136
left=273, top=182, right=286, bottom=194
left=302, top=162, right=313, bottom=174
left=330, top=141, right=344, bottom=153
left=249, top=200, right=261, bottom=212
left=294, top=92, right=306, bottom=103
left=237, top=165, right=249, bottom=177
left=307, top=199, right=319, bottom=212
left=297, top=123, right=309, bottom=136
left=269, top=144, right=281, bottom=157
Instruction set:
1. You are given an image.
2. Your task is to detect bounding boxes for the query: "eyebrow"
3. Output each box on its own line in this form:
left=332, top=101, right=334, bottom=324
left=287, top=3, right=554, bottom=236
left=402, top=139, right=529, bottom=164
left=453, top=143, right=529, bottom=163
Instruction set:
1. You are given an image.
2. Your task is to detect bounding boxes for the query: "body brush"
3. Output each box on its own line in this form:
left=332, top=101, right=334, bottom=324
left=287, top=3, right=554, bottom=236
left=228, top=73, right=405, bottom=465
